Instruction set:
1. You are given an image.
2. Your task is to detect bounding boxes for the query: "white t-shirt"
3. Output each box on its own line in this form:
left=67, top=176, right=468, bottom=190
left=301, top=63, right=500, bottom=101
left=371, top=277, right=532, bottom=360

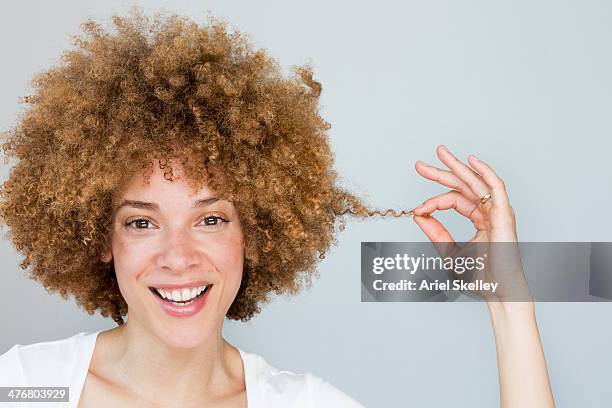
left=0, top=330, right=364, bottom=407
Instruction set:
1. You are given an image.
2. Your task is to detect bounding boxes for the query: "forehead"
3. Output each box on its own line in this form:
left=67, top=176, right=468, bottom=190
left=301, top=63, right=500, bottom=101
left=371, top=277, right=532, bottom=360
left=114, top=160, right=221, bottom=210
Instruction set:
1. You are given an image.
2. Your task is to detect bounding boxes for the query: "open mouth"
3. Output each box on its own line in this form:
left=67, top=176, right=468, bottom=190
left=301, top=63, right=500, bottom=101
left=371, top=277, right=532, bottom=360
left=149, top=285, right=212, bottom=306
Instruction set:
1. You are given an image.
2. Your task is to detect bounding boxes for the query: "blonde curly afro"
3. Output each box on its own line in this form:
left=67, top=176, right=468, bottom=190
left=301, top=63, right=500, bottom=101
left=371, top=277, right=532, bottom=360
left=0, top=9, right=408, bottom=326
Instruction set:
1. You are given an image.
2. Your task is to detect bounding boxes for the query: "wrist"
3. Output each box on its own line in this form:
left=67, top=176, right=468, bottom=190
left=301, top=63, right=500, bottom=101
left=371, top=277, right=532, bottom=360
left=487, top=301, right=536, bottom=328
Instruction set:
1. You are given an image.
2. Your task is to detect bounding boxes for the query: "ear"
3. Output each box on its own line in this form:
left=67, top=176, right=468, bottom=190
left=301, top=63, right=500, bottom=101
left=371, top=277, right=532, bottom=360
left=100, top=246, right=113, bottom=263
left=100, top=230, right=114, bottom=263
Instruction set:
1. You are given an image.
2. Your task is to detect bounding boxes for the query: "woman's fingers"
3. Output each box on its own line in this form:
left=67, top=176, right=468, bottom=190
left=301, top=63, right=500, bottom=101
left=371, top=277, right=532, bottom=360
left=414, top=161, right=480, bottom=202
left=467, top=155, right=511, bottom=210
left=436, top=145, right=491, bottom=203
left=412, top=190, right=487, bottom=229
left=412, top=214, right=460, bottom=258
left=413, top=214, right=454, bottom=242
left=413, top=146, right=517, bottom=242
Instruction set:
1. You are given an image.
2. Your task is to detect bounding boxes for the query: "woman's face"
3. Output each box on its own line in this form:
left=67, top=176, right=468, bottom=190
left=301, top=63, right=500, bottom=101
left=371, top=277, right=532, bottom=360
left=103, top=161, right=245, bottom=348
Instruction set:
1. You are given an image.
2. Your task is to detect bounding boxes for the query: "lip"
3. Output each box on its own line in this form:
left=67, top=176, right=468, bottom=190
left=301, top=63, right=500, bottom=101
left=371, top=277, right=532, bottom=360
left=150, top=285, right=212, bottom=317
left=148, top=280, right=211, bottom=290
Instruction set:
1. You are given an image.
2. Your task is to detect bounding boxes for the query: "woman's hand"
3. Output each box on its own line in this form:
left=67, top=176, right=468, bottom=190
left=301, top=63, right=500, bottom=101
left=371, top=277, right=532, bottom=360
left=412, top=144, right=516, bottom=242
left=412, top=145, right=555, bottom=408
left=411, top=144, right=530, bottom=302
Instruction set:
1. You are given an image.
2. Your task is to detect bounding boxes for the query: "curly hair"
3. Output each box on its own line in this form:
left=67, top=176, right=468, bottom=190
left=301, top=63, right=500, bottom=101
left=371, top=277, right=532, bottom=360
left=0, top=8, right=410, bottom=326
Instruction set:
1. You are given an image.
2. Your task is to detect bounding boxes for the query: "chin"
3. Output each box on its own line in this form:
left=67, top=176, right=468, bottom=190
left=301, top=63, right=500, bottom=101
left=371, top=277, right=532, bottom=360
left=150, top=316, right=219, bottom=349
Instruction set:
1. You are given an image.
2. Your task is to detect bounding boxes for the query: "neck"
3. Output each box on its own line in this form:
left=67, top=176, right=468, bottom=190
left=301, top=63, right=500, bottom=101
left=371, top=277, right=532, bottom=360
left=100, top=317, right=244, bottom=404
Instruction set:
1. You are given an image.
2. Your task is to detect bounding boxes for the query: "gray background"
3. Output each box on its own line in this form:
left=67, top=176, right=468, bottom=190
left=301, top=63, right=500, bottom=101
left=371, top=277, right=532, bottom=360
left=1, top=1, right=611, bottom=406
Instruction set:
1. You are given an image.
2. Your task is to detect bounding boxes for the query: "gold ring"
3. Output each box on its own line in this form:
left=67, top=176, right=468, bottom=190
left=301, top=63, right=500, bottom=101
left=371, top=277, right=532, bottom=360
left=480, top=192, right=491, bottom=204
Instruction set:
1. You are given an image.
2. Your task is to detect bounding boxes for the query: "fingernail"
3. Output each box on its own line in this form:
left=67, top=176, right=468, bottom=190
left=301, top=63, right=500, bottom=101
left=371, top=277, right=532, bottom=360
left=439, top=145, right=448, bottom=152
left=410, top=206, right=425, bottom=218
left=470, top=154, right=480, bottom=162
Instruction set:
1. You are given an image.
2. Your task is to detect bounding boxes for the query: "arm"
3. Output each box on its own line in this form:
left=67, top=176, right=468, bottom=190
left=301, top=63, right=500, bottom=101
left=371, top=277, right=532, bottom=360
left=487, top=302, right=554, bottom=408
left=412, top=145, right=555, bottom=407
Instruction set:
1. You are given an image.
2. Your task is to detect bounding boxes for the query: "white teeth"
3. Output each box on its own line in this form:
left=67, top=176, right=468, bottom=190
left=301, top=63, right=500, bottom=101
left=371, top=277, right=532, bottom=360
left=154, top=285, right=208, bottom=302
left=180, top=288, right=191, bottom=301
left=170, top=298, right=196, bottom=306
left=158, top=288, right=170, bottom=299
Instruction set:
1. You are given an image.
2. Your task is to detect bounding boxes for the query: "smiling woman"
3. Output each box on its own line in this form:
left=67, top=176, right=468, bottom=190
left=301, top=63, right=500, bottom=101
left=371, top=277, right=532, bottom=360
left=0, top=8, right=382, bottom=329
left=101, top=161, right=248, bottom=351
left=0, top=7, right=554, bottom=408
left=0, top=8, right=385, bottom=407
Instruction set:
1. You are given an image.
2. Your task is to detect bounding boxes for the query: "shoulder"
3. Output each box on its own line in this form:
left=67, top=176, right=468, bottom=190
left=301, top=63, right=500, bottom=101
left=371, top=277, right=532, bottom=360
left=240, top=349, right=365, bottom=407
left=305, top=373, right=365, bottom=407
left=0, top=331, right=96, bottom=386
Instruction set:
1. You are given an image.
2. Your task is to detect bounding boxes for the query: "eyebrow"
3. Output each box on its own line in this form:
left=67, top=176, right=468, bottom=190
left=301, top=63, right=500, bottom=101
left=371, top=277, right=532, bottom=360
left=115, top=197, right=221, bottom=212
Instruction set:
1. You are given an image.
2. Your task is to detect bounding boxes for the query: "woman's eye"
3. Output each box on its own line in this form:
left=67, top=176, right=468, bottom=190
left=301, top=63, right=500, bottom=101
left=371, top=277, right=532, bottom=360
left=125, top=218, right=154, bottom=230
left=201, top=215, right=228, bottom=228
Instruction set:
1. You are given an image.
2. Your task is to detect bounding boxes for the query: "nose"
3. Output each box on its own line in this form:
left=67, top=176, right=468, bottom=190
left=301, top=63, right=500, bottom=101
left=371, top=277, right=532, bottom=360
left=156, top=228, right=201, bottom=274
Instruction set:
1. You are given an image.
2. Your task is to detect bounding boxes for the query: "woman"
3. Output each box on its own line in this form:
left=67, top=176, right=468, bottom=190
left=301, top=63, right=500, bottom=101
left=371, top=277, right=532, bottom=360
left=0, top=9, right=554, bottom=407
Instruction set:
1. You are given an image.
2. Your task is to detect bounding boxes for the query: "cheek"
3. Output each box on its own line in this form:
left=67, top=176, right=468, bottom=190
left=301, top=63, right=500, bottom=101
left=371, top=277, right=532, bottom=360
left=209, top=238, right=244, bottom=280
left=208, top=235, right=245, bottom=301
left=112, top=237, right=142, bottom=276
left=110, top=236, right=148, bottom=305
